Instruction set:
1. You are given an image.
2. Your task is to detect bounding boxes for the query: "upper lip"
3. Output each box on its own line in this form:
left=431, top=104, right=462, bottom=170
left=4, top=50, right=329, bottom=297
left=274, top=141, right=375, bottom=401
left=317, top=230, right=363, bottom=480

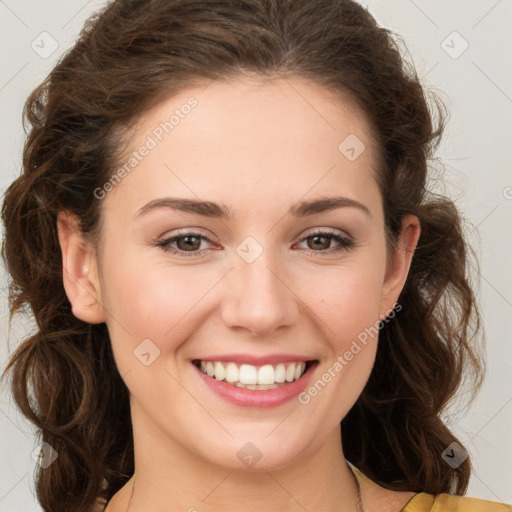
left=192, top=353, right=316, bottom=365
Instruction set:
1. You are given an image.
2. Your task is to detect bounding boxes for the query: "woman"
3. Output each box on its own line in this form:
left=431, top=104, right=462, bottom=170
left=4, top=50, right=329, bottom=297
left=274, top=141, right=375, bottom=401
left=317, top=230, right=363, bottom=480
left=1, top=0, right=510, bottom=511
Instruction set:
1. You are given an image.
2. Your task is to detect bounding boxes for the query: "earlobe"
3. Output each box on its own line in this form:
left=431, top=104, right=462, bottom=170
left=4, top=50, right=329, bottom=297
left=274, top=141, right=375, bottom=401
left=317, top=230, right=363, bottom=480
left=380, top=214, right=421, bottom=315
left=56, top=211, right=106, bottom=324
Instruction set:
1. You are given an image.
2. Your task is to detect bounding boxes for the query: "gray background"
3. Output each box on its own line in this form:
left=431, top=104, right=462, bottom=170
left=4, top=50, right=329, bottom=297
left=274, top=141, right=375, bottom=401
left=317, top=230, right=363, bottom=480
left=1, top=0, right=511, bottom=510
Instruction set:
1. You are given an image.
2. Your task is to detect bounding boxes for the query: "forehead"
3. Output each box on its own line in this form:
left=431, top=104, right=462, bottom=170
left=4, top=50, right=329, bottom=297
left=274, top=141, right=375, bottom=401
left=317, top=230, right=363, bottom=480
left=103, top=74, right=381, bottom=221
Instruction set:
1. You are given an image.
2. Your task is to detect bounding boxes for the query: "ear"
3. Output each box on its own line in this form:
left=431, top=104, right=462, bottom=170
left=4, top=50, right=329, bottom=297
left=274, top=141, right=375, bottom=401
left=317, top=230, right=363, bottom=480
left=56, top=210, right=106, bottom=324
left=379, top=214, right=421, bottom=316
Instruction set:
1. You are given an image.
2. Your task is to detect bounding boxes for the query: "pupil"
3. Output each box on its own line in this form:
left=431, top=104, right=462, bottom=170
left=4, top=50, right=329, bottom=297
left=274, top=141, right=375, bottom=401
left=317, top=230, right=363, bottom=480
left=311, top=235, right=328, bottom=250
left=180, top=236, right=199, bottom=251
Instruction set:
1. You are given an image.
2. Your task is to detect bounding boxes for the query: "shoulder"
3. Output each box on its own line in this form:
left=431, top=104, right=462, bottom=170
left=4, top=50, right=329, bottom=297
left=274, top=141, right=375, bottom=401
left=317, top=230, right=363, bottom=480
left=403, top=492, right=512, bottom=512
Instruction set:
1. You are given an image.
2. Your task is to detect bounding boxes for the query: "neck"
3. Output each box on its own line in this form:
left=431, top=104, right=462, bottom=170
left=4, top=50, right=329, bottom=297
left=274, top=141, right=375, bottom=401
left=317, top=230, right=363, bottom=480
left=124, top=406, right=361, bottom=512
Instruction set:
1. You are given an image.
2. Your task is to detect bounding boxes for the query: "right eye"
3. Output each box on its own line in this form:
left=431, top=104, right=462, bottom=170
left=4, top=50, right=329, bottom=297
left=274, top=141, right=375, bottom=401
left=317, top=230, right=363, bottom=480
left=156, top=231, right=215, bottom=258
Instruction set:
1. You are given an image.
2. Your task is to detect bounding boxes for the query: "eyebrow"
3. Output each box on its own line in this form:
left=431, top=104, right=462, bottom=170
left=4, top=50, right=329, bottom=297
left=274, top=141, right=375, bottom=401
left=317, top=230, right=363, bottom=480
left=134, top=195, right=371, bottom=219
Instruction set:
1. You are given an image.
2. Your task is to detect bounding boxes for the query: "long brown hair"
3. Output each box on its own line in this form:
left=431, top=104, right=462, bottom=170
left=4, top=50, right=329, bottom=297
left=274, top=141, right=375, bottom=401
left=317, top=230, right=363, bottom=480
left=1, top=0, right=483, bottom=510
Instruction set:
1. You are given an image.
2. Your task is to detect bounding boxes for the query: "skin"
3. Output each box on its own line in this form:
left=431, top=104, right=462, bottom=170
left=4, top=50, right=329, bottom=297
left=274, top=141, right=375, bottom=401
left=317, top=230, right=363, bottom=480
left=58, top=74, right=421, bottom=512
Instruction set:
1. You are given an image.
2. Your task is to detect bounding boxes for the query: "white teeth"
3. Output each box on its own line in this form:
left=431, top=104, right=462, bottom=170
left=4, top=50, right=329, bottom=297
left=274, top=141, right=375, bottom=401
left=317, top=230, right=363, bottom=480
left=285, top=364, right=296, bottom=382
left=196, top=360, right=308, bottom=387
left=257, top=365, right=275, bottom=385
left=214, top=362, right=225, bottom=381
left=239, top=364, right=258, bottom=385
left=275, top=363, right=286, bottom=383
left=225, top=362, right=239, bottom=383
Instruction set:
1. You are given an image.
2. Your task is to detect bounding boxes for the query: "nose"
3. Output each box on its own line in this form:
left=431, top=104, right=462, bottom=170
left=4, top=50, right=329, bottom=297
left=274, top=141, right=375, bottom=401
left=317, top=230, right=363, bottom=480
left=220, top=248, right=300, bottom=338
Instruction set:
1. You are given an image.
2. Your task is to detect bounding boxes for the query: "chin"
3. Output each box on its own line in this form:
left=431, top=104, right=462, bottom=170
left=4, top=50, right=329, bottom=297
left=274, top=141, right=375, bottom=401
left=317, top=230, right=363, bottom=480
left=192, top=425, right=318, bottom=472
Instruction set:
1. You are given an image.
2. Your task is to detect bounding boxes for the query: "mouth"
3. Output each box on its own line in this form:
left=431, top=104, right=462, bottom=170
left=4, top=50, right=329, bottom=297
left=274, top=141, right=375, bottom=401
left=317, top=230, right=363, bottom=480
left=192, top=359, right=316, bottom=390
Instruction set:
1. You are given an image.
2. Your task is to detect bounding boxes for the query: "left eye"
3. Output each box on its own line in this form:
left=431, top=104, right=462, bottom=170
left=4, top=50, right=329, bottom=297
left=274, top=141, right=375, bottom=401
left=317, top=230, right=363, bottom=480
left=296, top=230, right=353, bottom=253
left=156, top=230, right=353, bottom=257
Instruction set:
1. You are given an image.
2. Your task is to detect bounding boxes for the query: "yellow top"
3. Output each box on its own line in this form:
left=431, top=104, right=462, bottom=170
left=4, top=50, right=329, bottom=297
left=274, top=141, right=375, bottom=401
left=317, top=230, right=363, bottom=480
left=351, top=465, right=511, bottom=512
left=402, top=492, right=512, bottom=511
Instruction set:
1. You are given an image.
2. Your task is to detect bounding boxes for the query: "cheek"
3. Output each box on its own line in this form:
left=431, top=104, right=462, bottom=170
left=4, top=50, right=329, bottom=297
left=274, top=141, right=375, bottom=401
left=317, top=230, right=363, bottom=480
left=307, top=258, right=385, bottom=394
left=98, top=246, right=226, bottom=373
left=312, top=262, right=385, bottom=341
left=292, top=268, right=384, bottom=430
left=323, top=274, right=382, bottom=392
left=101, top=256, right=197, bottom=335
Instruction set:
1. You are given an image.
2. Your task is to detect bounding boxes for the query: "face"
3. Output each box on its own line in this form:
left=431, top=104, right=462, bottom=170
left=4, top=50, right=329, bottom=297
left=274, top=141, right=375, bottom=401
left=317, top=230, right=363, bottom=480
left=60, top=74, right=419, bottom=472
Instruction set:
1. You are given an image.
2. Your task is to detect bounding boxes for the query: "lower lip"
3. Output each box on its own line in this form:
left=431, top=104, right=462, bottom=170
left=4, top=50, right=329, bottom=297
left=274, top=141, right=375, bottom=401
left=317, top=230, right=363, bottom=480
left=193, top=362, right=317, bottom=408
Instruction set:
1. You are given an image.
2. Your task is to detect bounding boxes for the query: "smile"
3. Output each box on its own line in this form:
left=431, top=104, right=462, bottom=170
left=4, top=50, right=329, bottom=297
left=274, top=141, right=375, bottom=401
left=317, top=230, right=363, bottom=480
left=194, top=360, right=310, bottom=389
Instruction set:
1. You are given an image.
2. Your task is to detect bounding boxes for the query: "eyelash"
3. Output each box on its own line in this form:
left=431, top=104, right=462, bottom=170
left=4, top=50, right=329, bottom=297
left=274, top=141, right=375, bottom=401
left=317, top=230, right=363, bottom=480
left=155, top=229, right=354, bottom=258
